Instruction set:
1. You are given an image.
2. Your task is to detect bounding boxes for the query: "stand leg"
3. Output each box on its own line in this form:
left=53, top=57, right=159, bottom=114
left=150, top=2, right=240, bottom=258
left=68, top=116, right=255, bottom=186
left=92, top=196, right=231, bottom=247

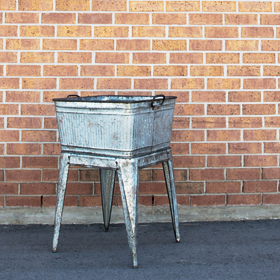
left=100, top=169, right=116, bottom=232
left=53, top=153, right=70, bottom=252
left=117, top=159, right=139, bottom=269
left=162, top=153, right=180, bottom=243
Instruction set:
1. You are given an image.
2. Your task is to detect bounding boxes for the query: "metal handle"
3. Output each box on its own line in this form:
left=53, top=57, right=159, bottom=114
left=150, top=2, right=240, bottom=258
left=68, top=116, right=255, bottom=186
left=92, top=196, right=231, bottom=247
left=67, top=94, right=80, bottom=99
left=151, top=95, right=165, bottom=108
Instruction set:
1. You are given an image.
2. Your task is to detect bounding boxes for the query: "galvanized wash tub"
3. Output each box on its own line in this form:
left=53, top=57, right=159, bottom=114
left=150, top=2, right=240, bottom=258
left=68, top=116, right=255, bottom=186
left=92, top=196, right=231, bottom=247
left=53, top=95, right=177, bottom=157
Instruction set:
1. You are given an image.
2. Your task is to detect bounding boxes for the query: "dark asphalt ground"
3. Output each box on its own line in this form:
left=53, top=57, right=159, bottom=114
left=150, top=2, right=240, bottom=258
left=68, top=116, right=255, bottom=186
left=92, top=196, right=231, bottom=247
left=1, top=220, right=280, bottom=279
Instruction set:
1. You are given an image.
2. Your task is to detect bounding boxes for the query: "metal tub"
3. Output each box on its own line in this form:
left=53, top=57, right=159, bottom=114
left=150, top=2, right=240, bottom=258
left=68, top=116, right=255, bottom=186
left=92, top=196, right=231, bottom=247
left=53, top=95, right=176, bottom=157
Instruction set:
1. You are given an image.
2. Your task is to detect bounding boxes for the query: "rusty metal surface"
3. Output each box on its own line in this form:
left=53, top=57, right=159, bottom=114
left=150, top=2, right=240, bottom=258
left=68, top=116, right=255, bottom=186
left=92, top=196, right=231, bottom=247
left=53, top=95, right=176, bottom=158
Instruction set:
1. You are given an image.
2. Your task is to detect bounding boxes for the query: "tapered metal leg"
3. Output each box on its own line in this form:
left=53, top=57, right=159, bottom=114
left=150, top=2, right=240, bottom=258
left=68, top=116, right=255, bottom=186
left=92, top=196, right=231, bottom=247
left=100, top=169, right=116, bottom=232
left=52, top=153, right=70, bottom=253
left=117, top=159, right=139, bottom=269
left=162, top=153, right=180, bottom=243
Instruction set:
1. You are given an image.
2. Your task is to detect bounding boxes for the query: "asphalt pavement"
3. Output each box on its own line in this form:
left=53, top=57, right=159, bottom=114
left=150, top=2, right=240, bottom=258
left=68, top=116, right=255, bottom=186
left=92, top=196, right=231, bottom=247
left=1, top=220, right=280, bottom=279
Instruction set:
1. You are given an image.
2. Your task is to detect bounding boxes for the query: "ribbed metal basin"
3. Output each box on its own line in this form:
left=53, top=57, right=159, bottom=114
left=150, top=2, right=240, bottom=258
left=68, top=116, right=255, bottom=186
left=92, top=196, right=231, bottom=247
left=53, top=95, right=176, bottom=157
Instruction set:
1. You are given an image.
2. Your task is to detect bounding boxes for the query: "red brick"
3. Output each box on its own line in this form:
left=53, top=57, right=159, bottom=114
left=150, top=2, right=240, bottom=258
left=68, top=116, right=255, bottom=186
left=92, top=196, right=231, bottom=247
left=6, top=65, right=41, bottom=76
left=166, top=1, right=200, bottom=12
left=43, top=144, right=61, bottom=155
left=242, top=27, right=274, bottom=38
left=65, top=183, right=93, bottom=195
left=43, top=196, right=78, bottom=207
left=243, top=104, right=275, bottom=115
left=80, top=170, right=100, bottom=181
left=226, top=168, right=261, bottom=180
left=172, top=117, right=190, bottom=129
left=43, top=39, right=77, bottom=50
left=175, top=104, right=204, bottom=115
left=56, top=0, right=90, bottom=11
left=97, top=78, right=131, bottom=89
left=20, top=26, right=54, bottom=37
left=228, top=194, right=261, bottom=206
left=207, top=53, right=239, bottom=64
left=0, top=157, right=20, bottom=168
left=228, top=66, right=260, bottom=76
left=243, top=181, right=277, bottom=193
left=228, top=143, right=261, bottom=154
left=0, top=78, right=19, bottom=89
left=92, top=0, right=126, bottom=11
left=43, top=91, right=77, bottom=102
left=80, top=196, right=102, bottom=207
left=79, top=13, right=112, bottom=24
left=172, top=130, right=204, bottom=142
left=58, top=52, right=92, bottom=63
left=261, top=14, right=280, bottom=25
left=7, top=143, right=41, bottom=155
left=22, top=156, right=57, bottom=168
left=117, top=39, right=150, bottom=50
left=265, top=116, right=280, bottom=128
left=22, top=130, right=56, bottom=142
left=207, top=130, right=240, bottom=141
left=42, top=13, right=76, bottom=24
left=139, top=182, right=166, bottom=194
left=191, top=195, right=225, bottom=206
left=6, top=170, right=41, bottom=182
left=96, top=52, right=129, bottom=64
left=173, top=156, right=205, bottom=168
left=207, top=104, right=240, bottom=115
left=171, top=78, right=204, bottom=89
left=239, top=1, right=272, bottom=12
left=170, top=143, right=189, bottom=155
left=228, top=91, right=261, bottom=102
left=152, top=13, right=186, bottom=24
left=263, top=168, right=280, bottom=179
left=0, top=52, right=17, bottom=63
left=135, top=78, right=168, bottom=89
left=6, top=91, right=40, bottom=103
left=206, top=182, right=241, bottom=193
left=264, top=66, right=280, bottom=76
left=19, top=0, right=53, bottom=11
left=226, top=40, right=258, bottom=51
left=190, top=169, right=224, bottom=181
left=243, top=53, right=275, bottom=64
left=169, top=27, right=202, bottom=38
left=0, top=104, right=18, bottom=115
left=170, top=53, right=203, bottom=64
left=115, top=13, right=149, bottom=24
left=262, top=40, right=280, bottom=51
left=132, top=26, right=165, bottom=37
left=6, top=196, right=41, bottom=207
left=21, top=104, right=55, bottom=116
left=189, top=40, right=222, bottom=51
left=133, top=53, right=166, bottom=64
left=264, top=142, right=280, bottom=153
left=225, top=14, right=258, bottom=25
left=0, top=0, right=16, bottom=10
left=0, top=130, right=19, bottom=142
left=20, top=52, right=54, bottom=63
left=130, top=1, right=164, bottom=12
left=44, top=118, right=58, bottom=129
left=22, top=78, right=56, bottom=89
left=244, top=155, right=277, bottom=167
left=43, top=65, right=78, bottom=76
left=192, top=117, right=226, bottom=128
left=5, top=12, right=39, bottom=23
left=80, top=39, right=114, bottom=50
left=157, top=91, right=189, bottom=102
left=81, top=65, right=114, bottom=76
left=57, top=26, right=91, bottom=37
left=0, top=26, right=17, bottom=37
left=189, top=13, right=222, bottom=25
left=191, top=91, right=225, bottom=102
left=205, top=27, right=239, bottom=38
left=42, top=169, right=77, bottom=182
left=203, top=1, right=236, bottom=12
left=20, top=183, right=56, bottom=195
left=228, top=117, right=262, bottom=128
left=263, top=194, right=280, bottom=205
left=243, top=130, right=276, bottom=141
left=7, top=117, right=42, bottom=128
left=95, top=26, right=128, bottom=37
left=59, top=78, right=94, bottom=89
left=192, top=143, right=226, bottom=154
left=0, top=183, right=18, bottom=194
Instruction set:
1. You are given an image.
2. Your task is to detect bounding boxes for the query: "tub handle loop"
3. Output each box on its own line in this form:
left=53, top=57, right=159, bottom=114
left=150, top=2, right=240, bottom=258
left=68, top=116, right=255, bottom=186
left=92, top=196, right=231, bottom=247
left=67, top=94, right=80, bottom=99
left=151, top=94, right=165, bottom=108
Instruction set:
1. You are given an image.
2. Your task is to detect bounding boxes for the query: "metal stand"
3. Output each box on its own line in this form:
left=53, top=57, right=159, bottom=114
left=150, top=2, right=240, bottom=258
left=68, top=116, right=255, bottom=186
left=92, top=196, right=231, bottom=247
left=52, top=148, right=180, bottom=268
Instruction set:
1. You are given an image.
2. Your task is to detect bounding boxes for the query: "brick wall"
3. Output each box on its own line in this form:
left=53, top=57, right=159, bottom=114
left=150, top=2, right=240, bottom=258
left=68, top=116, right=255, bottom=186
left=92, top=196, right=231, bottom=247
left=0, top=0, right=280, bottom=209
